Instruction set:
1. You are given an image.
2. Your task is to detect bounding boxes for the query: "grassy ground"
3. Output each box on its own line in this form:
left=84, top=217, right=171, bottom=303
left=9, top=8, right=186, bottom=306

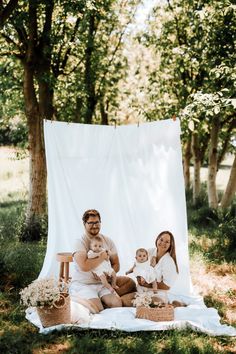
left=0, top=147, right=236, bottom=354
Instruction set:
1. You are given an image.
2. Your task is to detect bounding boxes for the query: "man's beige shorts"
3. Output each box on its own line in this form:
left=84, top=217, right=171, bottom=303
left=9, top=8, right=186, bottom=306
left=69, top=281, right=112, bottom=300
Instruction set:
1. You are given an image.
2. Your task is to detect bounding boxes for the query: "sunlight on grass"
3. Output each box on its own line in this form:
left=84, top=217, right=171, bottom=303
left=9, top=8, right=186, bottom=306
left=0, top=147, right=28, bottom=202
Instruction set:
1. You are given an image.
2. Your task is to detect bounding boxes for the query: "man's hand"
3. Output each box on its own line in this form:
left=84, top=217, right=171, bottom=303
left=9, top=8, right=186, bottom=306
left=100, top=250, right=109, bottom=261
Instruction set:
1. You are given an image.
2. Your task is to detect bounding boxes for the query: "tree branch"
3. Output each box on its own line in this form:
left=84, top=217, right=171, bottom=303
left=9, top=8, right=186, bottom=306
left=0, top=0, right=19, bottom=27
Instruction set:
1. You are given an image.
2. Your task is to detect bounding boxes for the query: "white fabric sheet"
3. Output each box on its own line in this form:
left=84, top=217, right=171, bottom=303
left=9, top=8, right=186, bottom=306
left=26, top=119, right=236, bottom=336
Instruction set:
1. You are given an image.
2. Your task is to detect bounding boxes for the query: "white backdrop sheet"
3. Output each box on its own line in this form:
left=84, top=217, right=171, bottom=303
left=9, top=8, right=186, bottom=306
left=26, top=119, right=236, bottom=336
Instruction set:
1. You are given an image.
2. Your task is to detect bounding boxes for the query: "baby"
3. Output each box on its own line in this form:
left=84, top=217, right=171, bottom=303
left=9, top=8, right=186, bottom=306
left=88, top=235, right=119, bottom=293
left=126, top=248, right=157, bottom=292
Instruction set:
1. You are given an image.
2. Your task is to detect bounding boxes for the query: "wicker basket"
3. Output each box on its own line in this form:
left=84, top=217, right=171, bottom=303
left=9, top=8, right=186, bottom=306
left=136, top=304, right=174, bottom=322
left=37, top=294, right=71, bottom=327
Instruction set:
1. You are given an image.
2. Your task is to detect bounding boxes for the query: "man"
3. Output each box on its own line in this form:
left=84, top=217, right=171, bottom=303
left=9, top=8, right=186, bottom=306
left=70, top=209, right=136, bottom=313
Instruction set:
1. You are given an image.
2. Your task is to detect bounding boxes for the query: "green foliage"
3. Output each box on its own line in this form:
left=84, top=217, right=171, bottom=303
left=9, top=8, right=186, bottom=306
left=0, top=241, right=45, bottom=288
left=0, top=116, right=28, bottom=147
left=187, top=184, right=236, bottom=262
left=18, top=214, right=48, bottom=242
left=0, top=199, right=27, bottom=243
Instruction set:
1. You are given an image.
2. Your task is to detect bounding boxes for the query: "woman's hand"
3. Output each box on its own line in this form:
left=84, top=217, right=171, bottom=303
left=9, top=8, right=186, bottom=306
left=150, top=256, right=157, bottom=267
left=92, top=272, right=101, bottom=281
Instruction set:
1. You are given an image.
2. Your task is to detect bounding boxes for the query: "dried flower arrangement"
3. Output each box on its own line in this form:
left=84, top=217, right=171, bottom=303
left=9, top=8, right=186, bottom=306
left=133, top=291, right=174, bottom=322
left=20, top=277, right=69, bottom=308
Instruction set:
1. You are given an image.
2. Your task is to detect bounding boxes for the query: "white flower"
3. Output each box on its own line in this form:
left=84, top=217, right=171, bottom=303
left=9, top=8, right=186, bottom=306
left=132, top=292, right=153, bottom=308
left=20, top=278, right=69, bottom=308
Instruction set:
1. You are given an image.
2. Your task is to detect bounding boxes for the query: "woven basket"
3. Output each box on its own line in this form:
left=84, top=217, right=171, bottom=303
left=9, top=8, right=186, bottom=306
left=37, top=294, right=71, bottom=327
left=136, top=304, right=174, bottom=322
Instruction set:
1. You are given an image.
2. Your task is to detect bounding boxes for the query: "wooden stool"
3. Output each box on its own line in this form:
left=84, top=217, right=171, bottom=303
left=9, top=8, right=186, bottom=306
left=56, top=252, right=73, bottom=282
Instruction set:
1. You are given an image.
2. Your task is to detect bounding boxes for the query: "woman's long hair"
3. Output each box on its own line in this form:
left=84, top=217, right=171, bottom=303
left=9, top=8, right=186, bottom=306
left=155, top=231, right=179, bottom=273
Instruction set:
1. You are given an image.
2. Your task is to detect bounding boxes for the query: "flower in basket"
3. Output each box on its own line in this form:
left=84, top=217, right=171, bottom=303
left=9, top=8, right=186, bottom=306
left=20, top=277, right=69, bottom=309
left=132, top=291, right=153, bottom=308
left=133, top=291, right=174, bottom=322
left=132, top=291, right=167, bottom=308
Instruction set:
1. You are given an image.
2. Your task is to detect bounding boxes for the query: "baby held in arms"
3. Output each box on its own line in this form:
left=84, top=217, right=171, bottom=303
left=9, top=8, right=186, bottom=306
left=88, top=235, right=119, bottom=293
left=126, top=248, right=157, bottom=292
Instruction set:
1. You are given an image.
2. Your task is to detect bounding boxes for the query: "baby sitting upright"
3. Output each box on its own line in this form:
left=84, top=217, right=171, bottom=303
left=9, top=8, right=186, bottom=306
left=126, top=248, right=157, bottom=292
left=88, top=235, right=119, bottom=293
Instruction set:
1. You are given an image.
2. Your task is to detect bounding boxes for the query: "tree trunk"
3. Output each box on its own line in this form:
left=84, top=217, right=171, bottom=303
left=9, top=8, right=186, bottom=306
left=191, top=132, right=201, bottom=204
left=100, top=100, right=109, bottom=125
left=84, top=12, right=97, bottom=124
left=183, top=137, right=191, bottom=190
left=220, top=154, right=236, bottom=209
left=207, top=116, right=220, bottom=209
left=22, top=63, right=47, bottom=241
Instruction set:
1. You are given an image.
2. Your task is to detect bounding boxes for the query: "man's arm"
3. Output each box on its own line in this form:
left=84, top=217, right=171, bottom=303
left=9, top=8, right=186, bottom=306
left=74, top=250, right=109, bottom=272
left=110, top=253, right=120, bottom=273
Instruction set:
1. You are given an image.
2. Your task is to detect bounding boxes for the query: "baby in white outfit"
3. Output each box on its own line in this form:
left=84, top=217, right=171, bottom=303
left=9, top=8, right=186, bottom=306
left=126, top=248, right=157, bottom=292
left=87, top=235, right=119, bottom=293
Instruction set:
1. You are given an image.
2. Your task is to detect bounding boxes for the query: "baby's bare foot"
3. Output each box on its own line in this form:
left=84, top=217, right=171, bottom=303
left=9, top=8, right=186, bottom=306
left=112, top=284, right=119, bottom=290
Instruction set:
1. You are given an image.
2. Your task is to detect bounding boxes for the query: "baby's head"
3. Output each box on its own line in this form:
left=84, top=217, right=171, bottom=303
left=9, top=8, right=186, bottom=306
left=135, top=248, right=148, bottom=263
left=90, top=236, right=103, bottom=253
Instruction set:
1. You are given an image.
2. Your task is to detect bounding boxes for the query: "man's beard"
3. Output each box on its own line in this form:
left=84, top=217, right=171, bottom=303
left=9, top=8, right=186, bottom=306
left=88, top=228, right=100, bottom=236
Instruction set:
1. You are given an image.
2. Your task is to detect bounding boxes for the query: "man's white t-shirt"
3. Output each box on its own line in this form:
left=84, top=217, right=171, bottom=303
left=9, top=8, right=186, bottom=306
left=71, top=234, right=117, bottom=284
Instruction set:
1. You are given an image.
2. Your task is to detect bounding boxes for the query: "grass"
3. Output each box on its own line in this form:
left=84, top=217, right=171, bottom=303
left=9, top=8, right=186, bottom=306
left=0, top=147, right=236, bottom=353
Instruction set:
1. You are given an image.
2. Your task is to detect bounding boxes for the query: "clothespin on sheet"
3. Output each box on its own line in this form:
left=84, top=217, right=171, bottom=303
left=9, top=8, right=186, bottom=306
left=137, top=119, right=140, bottom=127
left=110, top=118, right=117, bottom=129
left=172, top=114, right=177, bottom=121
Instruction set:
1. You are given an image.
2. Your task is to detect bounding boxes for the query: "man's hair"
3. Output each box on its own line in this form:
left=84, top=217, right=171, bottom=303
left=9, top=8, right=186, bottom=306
left=136, top=248, right=148, bottom=256
left=82, top=209, right=101, bottom=223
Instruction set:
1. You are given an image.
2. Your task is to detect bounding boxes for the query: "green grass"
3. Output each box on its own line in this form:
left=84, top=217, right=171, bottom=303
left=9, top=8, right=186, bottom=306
left=0, top=149, right=236, bottom=353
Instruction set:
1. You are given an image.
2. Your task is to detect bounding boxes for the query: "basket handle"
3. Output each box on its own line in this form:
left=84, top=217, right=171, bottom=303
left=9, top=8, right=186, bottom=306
left=53, top=293, right=67, bottom=309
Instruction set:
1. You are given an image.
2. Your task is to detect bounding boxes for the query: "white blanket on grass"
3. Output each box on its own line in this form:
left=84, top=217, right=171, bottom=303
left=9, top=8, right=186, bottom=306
left=26, top=119, right=236, bottom=336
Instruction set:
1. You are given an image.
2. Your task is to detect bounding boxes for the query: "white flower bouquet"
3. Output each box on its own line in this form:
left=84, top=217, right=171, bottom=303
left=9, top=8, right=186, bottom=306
left=20, top=277, right=69, bottom=308
left=20, top=277, right=71, bottom=327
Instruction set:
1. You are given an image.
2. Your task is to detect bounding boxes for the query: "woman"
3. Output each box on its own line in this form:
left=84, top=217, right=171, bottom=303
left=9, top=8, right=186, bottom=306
left=137, top=230, right=178, bottom=291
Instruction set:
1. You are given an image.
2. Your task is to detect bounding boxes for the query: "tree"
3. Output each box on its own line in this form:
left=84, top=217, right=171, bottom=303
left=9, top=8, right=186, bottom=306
left=0, top=0, right=141, bottom=239
left=1, top=0, right=86, bottom=239
left=141, top=0, right=236, bottom=207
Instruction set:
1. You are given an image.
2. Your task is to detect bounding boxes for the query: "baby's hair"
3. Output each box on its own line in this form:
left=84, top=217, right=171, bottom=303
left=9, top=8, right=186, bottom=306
left=90, top=235, right=103, bottom=245
left=136, top=248, right=148, bottom=256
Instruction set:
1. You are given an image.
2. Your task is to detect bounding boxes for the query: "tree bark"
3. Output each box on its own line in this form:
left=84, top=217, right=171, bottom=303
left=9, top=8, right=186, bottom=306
left=191, top=132, right=201, bottom=204
left=220, top=154, right=236, bottom=209
left=207, top=116, right=220, bottom=209
left=100, top=100, right=109, bottom=125
left=183, top=137, right=191, bottom=190
left=19, top=0, right=54, bottom=240
left=22, top=62, right=47, bottom=240
left=84, top=12, right=97, bottom=124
